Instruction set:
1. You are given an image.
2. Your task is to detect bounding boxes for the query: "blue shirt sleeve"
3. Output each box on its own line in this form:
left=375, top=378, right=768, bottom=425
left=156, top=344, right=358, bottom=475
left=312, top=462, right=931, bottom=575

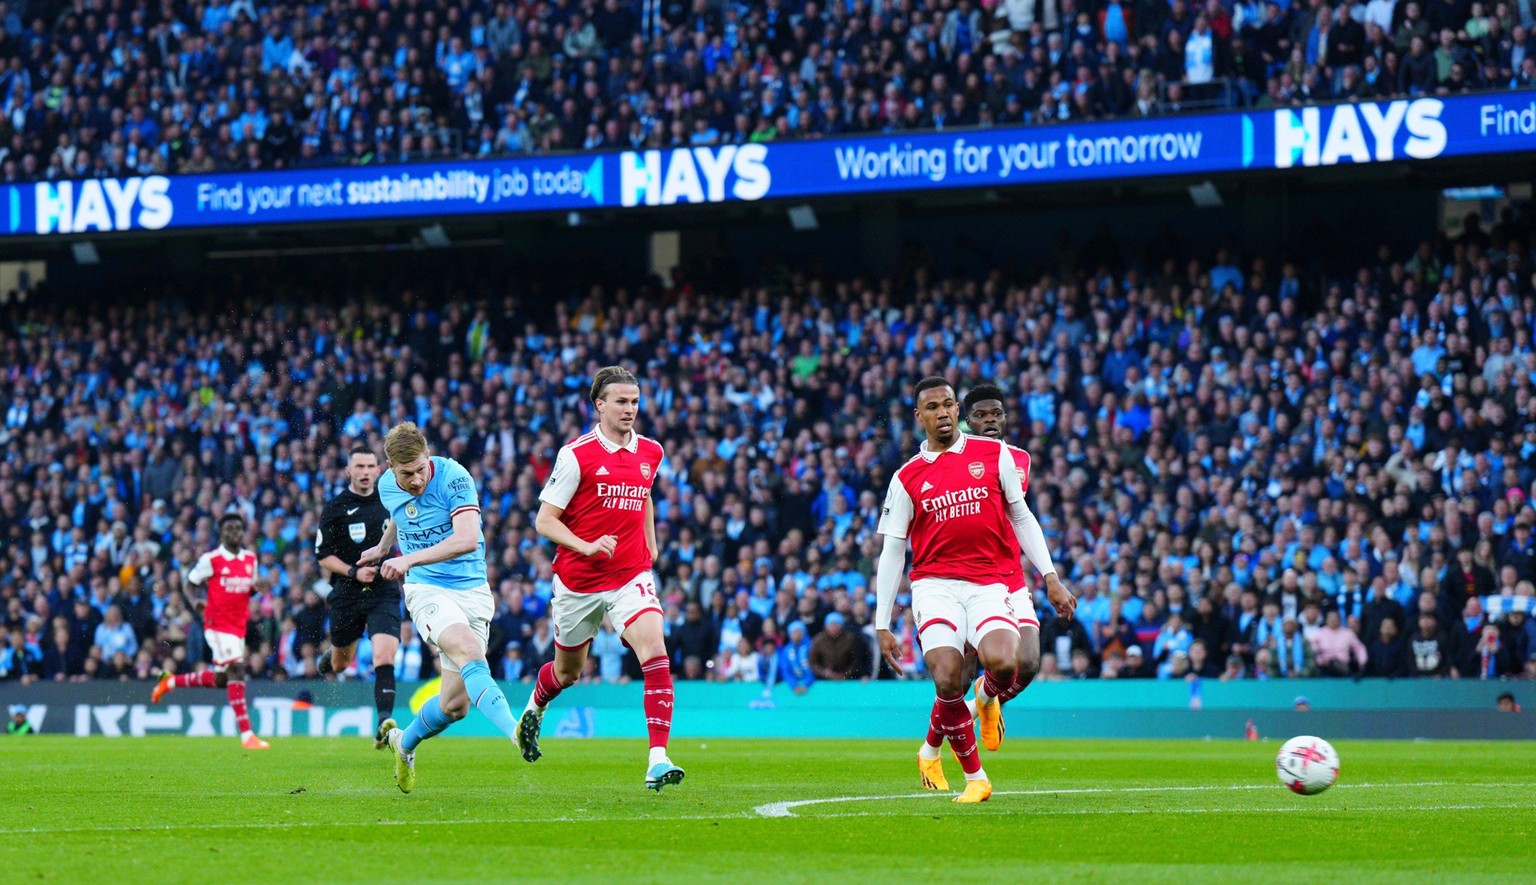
left=438, top=457, right=478, bottom=513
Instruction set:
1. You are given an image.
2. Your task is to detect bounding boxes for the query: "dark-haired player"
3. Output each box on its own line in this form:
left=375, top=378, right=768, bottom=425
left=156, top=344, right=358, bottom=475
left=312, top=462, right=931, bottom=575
left=152, top=511, right=269, bottom=750
left=518, top=366, right=684, bottom=792
left=958, top=383, right=1071, bottom=752
left=315, top=444, right=403, bottom=747
left=874, top=377, right=1073, bottom=804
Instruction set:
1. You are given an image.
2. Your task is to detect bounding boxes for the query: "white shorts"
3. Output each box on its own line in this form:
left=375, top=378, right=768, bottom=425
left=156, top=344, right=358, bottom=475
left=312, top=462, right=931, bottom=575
left=912, top=577, right=1020, bottom=653
left=1009, top=586, right=1041, bottom=629
left=404, top=582, right=493, bottom=673
left=205, top=629, right=245, bottom=670
left=550, top=570, right=663, bottom=650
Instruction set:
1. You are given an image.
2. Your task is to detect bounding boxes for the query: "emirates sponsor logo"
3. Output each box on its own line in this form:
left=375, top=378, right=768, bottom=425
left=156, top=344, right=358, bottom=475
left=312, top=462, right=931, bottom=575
left=921, top=486, right=991, bottom=511
left=920, top=485, right=991, bottom=522
left=596, top=482, right=649, bottom=512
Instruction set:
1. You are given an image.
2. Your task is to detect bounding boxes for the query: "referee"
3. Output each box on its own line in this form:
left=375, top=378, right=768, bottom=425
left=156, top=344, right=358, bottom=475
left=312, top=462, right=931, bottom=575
left=316, top=444, right=403, bottom=747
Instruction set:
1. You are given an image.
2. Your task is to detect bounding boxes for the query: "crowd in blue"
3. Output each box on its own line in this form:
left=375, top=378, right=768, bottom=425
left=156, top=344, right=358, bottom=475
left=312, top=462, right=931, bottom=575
left=2, top=0, right=1533, bottom=181
left=2, top=206, right=1536, bottom=689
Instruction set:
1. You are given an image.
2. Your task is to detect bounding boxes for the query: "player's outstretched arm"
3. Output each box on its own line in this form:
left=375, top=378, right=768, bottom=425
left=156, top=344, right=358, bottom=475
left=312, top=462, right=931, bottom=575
left=1006, top=497, right=1075, bottom=621
left=382, top=511, right=479, bottom=581
left=359, top=520, right=397, bottom=566
left=535, top=501, right=616, bottom=558
left=999, top=445, right=1075, bottom=620
left=874, top=533, right=907, bottom=673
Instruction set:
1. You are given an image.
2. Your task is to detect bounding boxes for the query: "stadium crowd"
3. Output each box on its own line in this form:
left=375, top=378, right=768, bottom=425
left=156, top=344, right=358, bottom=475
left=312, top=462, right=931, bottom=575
left=0, top=0, right=1533, bottom=181
left=3, top=207, right=1536, bottom=689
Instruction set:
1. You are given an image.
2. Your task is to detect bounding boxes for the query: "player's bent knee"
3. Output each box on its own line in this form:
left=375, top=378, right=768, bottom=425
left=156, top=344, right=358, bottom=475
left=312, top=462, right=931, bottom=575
left=934, top=672, right=967, bottom=696
left=928, top=657, right=967, bottom=696
left=441, top=699, right=469, bottom=720
left=1017, top=647, right=1041, bottom=679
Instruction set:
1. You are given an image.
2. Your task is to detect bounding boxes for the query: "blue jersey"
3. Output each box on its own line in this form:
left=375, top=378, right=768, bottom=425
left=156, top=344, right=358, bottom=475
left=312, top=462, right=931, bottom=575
left=378, top=456, right=486, bottom=589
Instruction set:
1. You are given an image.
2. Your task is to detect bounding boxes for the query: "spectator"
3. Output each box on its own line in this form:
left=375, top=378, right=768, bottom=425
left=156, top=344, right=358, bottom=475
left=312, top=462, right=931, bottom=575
left=1408, top=611, right=1455, bottom=677
left=1219, top=653, right=1248, bottom=681
left=777, top=621, right=814, bottom=694
left=721, top=637, right=761, bottom=682
left=93, top=606, right=138, bottom=662
left=1366, top=619, right=1411, bottom=677
left=672, top=601, right=716, bottom=678
left=525, top=619, right=557, bottom=672
left=808, top=612, right=859, bottom=681
left=1153, top=613, right=1196, bottom=678
left=592, top=621, right=627, bottom=684
left=1187, top=639, right=1223, bottom=677
left=500, top=644, right=527, bottom=682
left=1121, top=644, right=1149, bottom=677
left=396, top=622, right=426, bottom=682
left=1272, top=617, right=1318, bottom=678
left=1312, top=609, right=1369, bottom=676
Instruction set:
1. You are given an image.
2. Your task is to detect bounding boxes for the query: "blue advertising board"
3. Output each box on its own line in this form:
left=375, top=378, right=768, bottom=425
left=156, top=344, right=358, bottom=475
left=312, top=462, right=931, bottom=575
left=3, top=93, right=1532, bottom=238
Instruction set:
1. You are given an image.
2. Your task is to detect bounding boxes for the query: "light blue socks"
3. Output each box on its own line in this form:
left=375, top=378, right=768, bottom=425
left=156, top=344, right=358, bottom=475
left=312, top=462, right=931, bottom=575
left=461, top=659, right=520, bottom=741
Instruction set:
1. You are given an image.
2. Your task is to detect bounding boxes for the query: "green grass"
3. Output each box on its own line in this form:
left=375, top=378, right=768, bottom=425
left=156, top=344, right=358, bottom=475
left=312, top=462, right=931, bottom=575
left=2, top=736, right=1533, bottom=883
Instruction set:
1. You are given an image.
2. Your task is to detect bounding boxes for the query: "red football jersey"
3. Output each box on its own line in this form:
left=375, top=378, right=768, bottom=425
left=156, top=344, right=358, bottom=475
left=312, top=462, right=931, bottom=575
left=1002, top=443, right=1032, bottom=590
left=187, top=546, right=256, bottom=635
left=878, top=434, right=1025, bottom=587
left=1009, top=444, right=1031, bottom=496
left=539, top=428, right=663, bottom=592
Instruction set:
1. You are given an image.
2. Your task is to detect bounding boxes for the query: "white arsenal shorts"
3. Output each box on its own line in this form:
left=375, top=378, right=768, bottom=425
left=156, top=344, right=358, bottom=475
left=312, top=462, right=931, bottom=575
left=550, top=570, right=664, bottom=650
left=205, top=629, right=245, bottom=670
left=911, top=577, right=1020, bottom=653
left=1009, top=585, right=1040, bottom=629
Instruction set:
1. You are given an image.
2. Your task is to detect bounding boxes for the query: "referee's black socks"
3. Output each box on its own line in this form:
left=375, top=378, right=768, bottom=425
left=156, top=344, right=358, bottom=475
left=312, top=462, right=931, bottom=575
left=375, top=665, right=397, bottom=724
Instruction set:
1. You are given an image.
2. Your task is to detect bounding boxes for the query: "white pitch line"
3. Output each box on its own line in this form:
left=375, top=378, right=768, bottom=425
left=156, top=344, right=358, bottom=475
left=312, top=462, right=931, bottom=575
left=751, top=781, right=1534, bottom=818
left=753, top=802, right=1534, bottom=821
left=4, top=782, right=1529, bottom=835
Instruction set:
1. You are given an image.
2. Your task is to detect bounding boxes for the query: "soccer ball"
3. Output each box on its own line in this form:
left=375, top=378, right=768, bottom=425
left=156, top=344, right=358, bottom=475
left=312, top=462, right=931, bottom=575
left=1276, top=735, right=1340, bottom=795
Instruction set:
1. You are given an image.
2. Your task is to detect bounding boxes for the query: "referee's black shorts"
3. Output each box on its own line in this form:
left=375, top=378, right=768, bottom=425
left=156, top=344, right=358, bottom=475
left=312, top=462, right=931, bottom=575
left=329, top=587, right=403, bottom=648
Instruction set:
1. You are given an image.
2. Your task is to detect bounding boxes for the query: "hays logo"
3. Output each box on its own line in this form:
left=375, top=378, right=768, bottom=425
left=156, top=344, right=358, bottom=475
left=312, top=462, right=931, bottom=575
left=619, top=145, right=770, bottom=207
left=1273, top=99, right=1447, bottom=169
left=30, top=176, right=173, bottom=235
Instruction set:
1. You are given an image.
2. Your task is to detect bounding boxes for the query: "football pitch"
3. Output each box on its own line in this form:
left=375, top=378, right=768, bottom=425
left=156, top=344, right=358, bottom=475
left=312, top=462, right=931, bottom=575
left=3, top=737, right=1533, bottom=883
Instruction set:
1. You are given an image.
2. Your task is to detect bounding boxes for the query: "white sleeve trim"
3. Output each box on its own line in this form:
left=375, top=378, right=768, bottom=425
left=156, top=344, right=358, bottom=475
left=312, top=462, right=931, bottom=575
left=875, top=474, right=914, bottom=540
left=998, top=444, right=1025, bottom=505
left=538, top=445, right=581, bottom=510
left=187, top=552, right=214, bottom=586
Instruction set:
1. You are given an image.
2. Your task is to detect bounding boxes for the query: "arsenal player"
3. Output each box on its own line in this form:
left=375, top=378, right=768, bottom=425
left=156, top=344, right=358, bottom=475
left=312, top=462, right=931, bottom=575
left=152, top=512, right=270, bottom=750
left=958, top=383, right=1071, bottom=753
left=875, top=377, right=1074, bottom=803
left=518, top=366, right=684, bottom=792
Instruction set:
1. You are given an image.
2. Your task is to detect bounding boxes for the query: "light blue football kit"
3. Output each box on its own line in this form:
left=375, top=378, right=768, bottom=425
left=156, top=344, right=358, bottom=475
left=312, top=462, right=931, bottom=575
left=377, top=455, right=519, bottom=770
left=377, top=456, right=487, bottom=589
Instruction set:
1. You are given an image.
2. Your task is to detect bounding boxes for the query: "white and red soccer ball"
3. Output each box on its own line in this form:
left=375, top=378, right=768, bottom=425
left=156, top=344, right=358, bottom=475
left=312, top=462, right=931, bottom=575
left=1276, top=736, right=1340, bottom=795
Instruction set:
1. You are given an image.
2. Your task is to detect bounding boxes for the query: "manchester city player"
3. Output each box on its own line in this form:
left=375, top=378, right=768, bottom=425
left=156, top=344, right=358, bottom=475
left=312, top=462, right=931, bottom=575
left=363, top=421, right=522, bottom=793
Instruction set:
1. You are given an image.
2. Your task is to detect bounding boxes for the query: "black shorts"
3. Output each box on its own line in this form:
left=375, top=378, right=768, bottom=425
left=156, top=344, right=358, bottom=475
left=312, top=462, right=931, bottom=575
left=329, top=587, right=403, bottom=649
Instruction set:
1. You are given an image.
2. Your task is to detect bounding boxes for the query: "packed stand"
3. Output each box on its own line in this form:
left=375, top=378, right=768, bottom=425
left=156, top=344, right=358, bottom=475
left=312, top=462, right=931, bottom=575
left=2, top=0, right=1534, bottom=183
left=4, top=208, right=1536, bottom=687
